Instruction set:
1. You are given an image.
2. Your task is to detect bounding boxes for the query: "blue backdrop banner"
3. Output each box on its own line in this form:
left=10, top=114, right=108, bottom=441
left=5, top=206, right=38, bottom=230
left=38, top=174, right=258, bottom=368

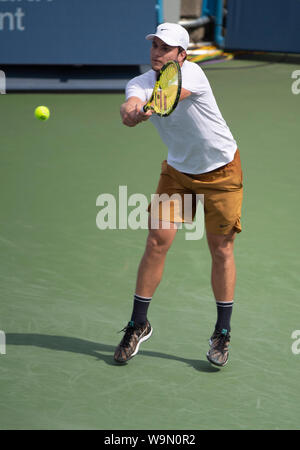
left=0, top=0, right=157, bottom=64
left=225, top=0, right=300, bottom=53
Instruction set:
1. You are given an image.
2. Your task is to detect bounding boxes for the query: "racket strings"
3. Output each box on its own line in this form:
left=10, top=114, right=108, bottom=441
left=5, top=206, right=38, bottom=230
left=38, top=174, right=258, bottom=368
left=153, top=63, right=180, bottom=115
left=159, top=65, right=178, bottom=89
left=143, top=61, right=181, bottom=116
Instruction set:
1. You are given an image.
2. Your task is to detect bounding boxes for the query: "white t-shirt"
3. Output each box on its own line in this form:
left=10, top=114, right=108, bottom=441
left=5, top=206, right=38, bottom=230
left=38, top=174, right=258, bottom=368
left=126, top=60, right=237, bottom=174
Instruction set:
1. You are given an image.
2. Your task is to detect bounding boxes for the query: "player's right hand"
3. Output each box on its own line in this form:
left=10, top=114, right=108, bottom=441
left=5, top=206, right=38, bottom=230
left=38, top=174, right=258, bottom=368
left=136, top=105, right=153, bottom=123
left=120, top=101, right=152, bottom=127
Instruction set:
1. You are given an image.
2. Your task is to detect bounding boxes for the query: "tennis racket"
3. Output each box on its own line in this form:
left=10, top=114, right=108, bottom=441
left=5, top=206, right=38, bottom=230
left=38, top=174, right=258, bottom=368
left=143, top=60, right=182, bottom=117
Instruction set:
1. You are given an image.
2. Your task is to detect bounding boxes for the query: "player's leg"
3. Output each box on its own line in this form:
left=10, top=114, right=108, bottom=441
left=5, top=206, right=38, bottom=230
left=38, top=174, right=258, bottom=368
left=114, top=218, right=177, bottom=363
left=205, top=229, right=237, bottom=367
left=202, top=157, right=243, bottom=365
left=206, top=229, right=237, bottom=302
left=135, top=217, right=178, bottom=298
left=114, top=160, right=188, bottom=363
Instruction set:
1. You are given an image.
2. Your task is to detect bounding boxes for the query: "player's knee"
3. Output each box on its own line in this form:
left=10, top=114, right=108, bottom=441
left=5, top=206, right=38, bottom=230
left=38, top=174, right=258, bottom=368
left=212, top=245, right=233, bottom=263
left=209, top=234, right=235, bottom=263
left=146, top=232, right=172, bottom=256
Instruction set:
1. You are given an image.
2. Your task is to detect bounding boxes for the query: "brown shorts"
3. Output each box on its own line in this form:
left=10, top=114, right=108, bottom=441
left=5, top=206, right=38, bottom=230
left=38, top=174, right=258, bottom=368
left=148, top=149, right=243, bottom=235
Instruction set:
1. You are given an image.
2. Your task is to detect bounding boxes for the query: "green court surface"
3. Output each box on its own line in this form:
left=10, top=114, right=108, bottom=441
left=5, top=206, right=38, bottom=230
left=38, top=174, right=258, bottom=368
left=0, top=59, right=300, bottom=430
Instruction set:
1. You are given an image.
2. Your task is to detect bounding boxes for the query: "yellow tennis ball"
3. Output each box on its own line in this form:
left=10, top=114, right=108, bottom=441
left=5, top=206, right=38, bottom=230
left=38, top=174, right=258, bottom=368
left=35, top=106, right=50, bottom=121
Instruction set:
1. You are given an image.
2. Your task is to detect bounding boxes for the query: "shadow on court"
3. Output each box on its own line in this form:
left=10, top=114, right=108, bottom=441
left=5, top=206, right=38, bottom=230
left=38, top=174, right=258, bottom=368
left=6, top=333, right=219, bottom=373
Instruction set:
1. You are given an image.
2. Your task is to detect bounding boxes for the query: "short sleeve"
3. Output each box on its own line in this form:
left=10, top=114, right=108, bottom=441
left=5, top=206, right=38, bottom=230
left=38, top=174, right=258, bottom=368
left=181, top=61, right=210, bottom=96
left=125, top=77, right=147, bottom=102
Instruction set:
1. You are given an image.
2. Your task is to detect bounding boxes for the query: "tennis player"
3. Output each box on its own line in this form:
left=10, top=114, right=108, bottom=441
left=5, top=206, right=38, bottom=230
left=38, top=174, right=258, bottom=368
left=114, top=23, right=243, bottom=367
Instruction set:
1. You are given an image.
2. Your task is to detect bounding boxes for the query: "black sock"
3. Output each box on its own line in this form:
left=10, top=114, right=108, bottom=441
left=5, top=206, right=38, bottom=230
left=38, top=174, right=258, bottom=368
left=130, top=294, right=152, bottom=325
left=215, top=301, right=233, bottom=332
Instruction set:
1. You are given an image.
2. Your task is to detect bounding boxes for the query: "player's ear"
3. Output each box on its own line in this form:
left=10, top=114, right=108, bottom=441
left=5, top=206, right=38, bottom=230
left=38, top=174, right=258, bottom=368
left=177, top=47, right=187, bottom=64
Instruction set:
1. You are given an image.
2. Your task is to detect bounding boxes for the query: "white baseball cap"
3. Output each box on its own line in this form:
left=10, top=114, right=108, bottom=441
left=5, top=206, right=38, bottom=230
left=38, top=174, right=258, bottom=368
left=145, top=22, right=189, bottom=51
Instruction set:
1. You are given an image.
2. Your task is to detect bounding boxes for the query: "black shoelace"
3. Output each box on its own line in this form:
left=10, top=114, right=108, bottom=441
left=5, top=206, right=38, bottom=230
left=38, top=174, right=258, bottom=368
left=119, top=322, right=138, bottom=347
left=214, top=331, right=230, bottom=352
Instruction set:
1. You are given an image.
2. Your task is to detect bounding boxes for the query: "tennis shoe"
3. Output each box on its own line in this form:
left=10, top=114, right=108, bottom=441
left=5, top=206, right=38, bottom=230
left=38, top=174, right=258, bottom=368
left=114, top=320, right=152, bottom=363
left=206, top=328, right=231, bottom=367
